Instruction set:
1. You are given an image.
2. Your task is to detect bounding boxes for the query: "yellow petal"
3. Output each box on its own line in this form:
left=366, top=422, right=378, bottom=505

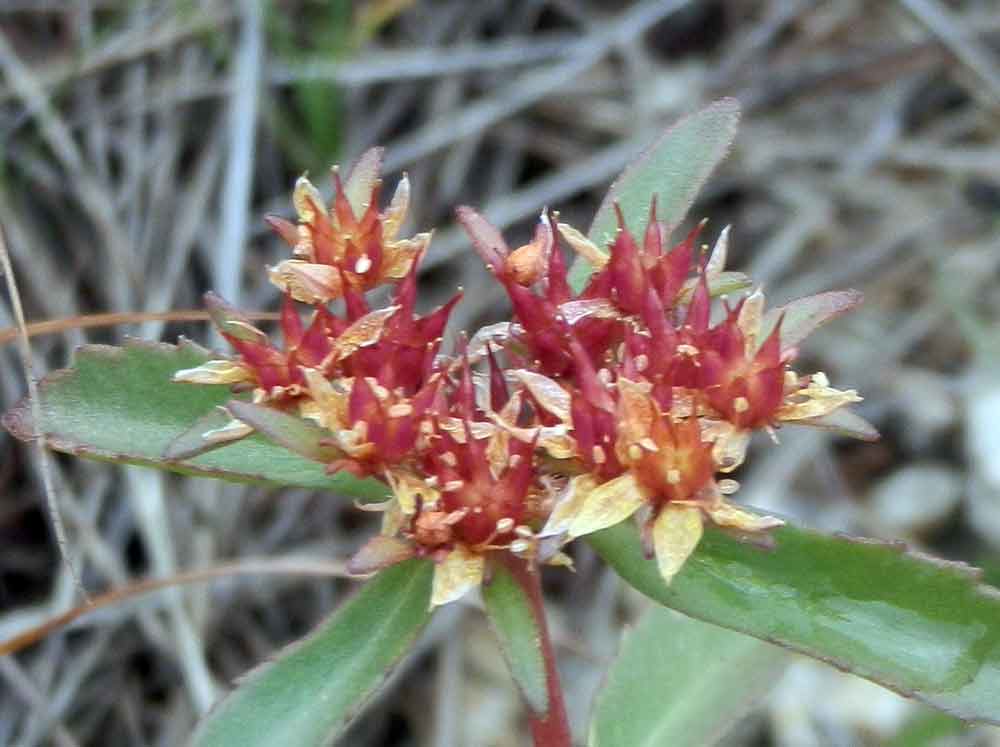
left=705, top=503, right=784, bottom=532
left=381, top=501, right=406, bottom=537
left=707, top=424, right=750, bottom=473
left=382, top=173, right=410, bottom=241
left=342, top=147, right=383, bottom=217
left=293, top=175, right=327, bottom=223
left=737, top=287, right=765, bottom=356
left=777, top=379, right=863, bottom=422
left=511, top=369, right=571, bottom=423
left=430, top=545, right=485, bottom=608
left=268, top=260, right=341, bottom=304
left=705, top=225, right=730, bottom=278
left=465, top=321, right=518, bottom=363
left=382, top=234, right=430, bottom=279
left=173, top=359, right=253, bottom=385
left=616, top=378, right=656, bottom=448
left=556, top=298, right=621, bottom=325
left=566, top=472, right=645, bottom=539
left=545, top=551, right=575, bottom=570
left=557, top=222, right=608, bottom=269
left=385, top=468, right=439, bottom=515
left=327, top=305, right=400, bottom=363
left=540, top=473, right=598, bottom=537
left=301, top=368, right=350, bottom=430
left=201, top=418, right=254, bottom=445
left=651, top=505, right=703, bottom=584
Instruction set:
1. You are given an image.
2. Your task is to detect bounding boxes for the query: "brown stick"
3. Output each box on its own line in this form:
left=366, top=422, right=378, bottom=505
left=0, top=309, right=280, bottom=346
left=0, top=557, right=350, bottom=657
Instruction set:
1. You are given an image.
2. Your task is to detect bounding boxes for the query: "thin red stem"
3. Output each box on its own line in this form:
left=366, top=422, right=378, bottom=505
left=502, top=554, right=572, bottom=747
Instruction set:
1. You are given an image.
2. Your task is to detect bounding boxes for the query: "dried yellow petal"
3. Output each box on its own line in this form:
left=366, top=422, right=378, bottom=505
left=386, top=468, right=440, bottom=515
left=651, top=505, right=703, bottom=584
left=430, top=545, right=485, bottom=608
left=705, top=225, right=730, bottom=278
left=201, top=418, right=254, bottom=445
left=381, top=234, right=430, bottom=279
left=557, top=221, right=608, bottom=268
left=566, top=472, right=645, bottom=539
left=382, top=173, right=410, bottom=241
left=268, top=259, right=341, bottom=304
left=327, top=305, right=400, bottom=363
left=173, top=359, right=253, bottom=386
left=292, top=175, right=327, bottom=223
left=737, top=287, right=765, bottom=355
left=511, top=369, right=571, bottom=422
left=777, top=379, right=863, bottom=422
left=540, top=473, right=599, bottom=537
left=705, top=503, right=784, bottom=532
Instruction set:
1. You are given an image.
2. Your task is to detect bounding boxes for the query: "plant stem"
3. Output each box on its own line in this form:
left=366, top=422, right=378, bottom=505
left=501, top=554, right=573, bottom=747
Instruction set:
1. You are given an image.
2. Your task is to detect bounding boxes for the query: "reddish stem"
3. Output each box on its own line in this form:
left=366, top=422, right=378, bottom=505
left=501, top=554, right=573, bottom=747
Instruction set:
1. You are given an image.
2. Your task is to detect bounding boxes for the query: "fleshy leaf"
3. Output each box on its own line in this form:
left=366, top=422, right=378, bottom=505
left=191, top=560, right=433, bottom=747
left=1, top=339, right=388, bottom=500
left=588, top=520, right=1000, bottom=723
left=589, top=607, right=789, bottom=747
left=482, top=563, right=549, bottom=715
left=793, top=406, right=880, bottom=441
left=570, top=99, right=741, bottom=291
left=164, top=407, right=249, bottom=461
left=759, top=289, right=864, bottom=351
left=226, top=400, right=342, bottom=463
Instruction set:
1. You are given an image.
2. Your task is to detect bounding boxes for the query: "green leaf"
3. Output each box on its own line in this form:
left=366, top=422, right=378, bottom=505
left=569, top=99, right=741, bottom=291
left=482, top=563, right=549, bottom=715
left=589, top=607, right=788, bottom=747
left=760, top=289, right=864, bottom=350
left=191, top=560, right=433, bottom=747
left=588, top=521, right=1000, bottom=724
left=1, top=339, right=387, bottom=500
left=226, top=400, right=344, bottom=463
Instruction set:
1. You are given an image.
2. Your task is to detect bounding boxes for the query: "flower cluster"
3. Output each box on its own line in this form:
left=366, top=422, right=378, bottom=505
left=174, top=148, right=871, bottom=607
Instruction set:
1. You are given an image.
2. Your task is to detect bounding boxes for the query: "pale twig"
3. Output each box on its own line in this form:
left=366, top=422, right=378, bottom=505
left=0, top=556, right=350, bottom=656
left=0, top=309, right=279, bottom=346
left=0, top=6, right=232, bottom=106
left=270, top=35, right=579, bottom=86
left=381, top=0, right=693, bottom=172
left=898, top=0, right=1000, bottom=108
left=127, top=468, right=218, bottom=714
left=214, top=0, right=263, bottom=307
left=0, top=225, right=87, bottom=600
left=0, top=657, right=80, bottom=747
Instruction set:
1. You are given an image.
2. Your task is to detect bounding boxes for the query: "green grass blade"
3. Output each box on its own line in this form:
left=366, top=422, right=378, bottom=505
left=1, top=339, right=387, bottom=500
left=191, top=560, right=433, bottom=747
left=589, top=607, right=788, bottom=747
left=588, top=521, right=1000, bottom=724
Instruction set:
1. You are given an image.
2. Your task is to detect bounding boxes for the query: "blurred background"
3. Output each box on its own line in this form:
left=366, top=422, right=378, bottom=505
left=2, top=1, right=1000, bottom=745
